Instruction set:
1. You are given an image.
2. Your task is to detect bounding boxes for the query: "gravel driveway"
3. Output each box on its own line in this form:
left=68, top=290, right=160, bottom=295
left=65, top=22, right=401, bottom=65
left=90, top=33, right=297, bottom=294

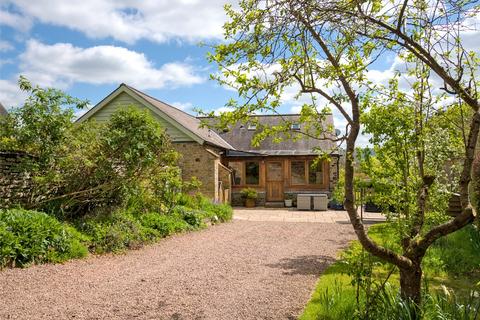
left=0, top=218, right=355, bottom=320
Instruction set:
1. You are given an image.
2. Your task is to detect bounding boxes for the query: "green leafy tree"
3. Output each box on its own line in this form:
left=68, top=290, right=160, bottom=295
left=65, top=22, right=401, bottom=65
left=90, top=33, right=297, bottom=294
left=35, top=107, right=180, bottom=217
left=0, top=76, right=88, bottom=165
left=209, top=0, right=479, bottom=305
left=0, top=79, right=195, bottom=218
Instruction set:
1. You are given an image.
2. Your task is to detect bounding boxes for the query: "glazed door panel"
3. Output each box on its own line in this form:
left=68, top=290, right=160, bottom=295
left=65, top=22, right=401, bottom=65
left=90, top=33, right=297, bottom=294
left=266, top=161, right=284, bottom=201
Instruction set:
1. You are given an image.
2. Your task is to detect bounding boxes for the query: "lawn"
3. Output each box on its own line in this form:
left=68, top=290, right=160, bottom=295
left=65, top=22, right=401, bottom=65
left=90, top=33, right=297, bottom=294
left=300, top=222, right=480, bottom=320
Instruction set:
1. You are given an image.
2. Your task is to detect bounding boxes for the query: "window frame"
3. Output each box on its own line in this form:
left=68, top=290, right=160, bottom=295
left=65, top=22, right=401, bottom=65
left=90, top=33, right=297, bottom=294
left=289, top=159, right=324, bottom=187
left=229, top=160, right=260, bottom=186
left=229, top=161, right=245, bottom=186
left=290, top=160, right=307, bottom=186
left=307, top=160, right=324, bottom=186
left=245, top=161, right=260, bottom=185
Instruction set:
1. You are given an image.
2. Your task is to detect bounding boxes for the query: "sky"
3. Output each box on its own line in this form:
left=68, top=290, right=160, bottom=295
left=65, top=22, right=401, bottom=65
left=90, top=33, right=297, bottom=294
left=0, top=1, right=479, bottom=147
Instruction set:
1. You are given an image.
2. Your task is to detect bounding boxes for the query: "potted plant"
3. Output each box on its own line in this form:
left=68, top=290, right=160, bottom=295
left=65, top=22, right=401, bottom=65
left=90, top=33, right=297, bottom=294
left=240, top=188, right=258, bottom=207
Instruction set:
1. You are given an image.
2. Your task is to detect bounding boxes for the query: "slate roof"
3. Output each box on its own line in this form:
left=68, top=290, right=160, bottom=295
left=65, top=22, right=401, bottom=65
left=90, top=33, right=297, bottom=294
left=80, top=84, right=338, bottom=155
left=200, top=114, right=338, bottom=156
left=0, top=102, right=7, bottom=116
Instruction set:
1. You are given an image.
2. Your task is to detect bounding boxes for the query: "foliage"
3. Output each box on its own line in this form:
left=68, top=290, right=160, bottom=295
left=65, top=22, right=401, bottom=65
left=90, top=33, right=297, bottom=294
left=209, top=0, right=480, bottom=303
left=331, top=169, right=345, bottom=204
left=138, top=212, right=190, bottom=238
left=303, top=280, right=480, bottom=320
left=75, top=194, right=233, bottom=254
left=0, top=80, right=234, bottom=267
left=423, top=224, right=480, bottom=276
left=300, top=223, right=480, bottom=320
left=34, top=106, right=180, bottom=217
left=75, top=211, right=154, bottom=254
left=0, top=76, right=88, bottom=164
left=175, top=194, right=234, bottom=224
left=0, top=208, right=88, bottom=268
left=240, top=188, right=258, bottom=199
left=360, top=100, right=468, bottom=221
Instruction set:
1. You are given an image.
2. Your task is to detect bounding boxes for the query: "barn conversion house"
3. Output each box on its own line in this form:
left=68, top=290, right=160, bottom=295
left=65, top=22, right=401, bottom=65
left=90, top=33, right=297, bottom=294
left=78, top=84, right=340, bottom=207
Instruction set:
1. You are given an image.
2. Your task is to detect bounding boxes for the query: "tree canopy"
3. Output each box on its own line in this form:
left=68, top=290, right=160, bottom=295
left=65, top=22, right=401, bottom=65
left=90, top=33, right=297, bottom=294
left=209, top=0, right=479, bottom=304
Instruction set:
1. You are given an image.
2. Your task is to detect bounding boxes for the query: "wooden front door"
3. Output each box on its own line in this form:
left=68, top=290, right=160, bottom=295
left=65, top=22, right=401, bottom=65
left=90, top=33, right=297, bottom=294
left=266, top=161, right=284, bottom=201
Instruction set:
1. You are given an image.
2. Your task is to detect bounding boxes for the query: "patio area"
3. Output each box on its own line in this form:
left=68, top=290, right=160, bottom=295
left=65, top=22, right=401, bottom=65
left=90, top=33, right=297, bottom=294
left=234, top=208, right=386, bottom=224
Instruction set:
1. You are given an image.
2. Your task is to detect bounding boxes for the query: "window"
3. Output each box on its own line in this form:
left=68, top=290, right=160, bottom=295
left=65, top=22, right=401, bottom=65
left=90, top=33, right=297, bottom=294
left=247, top=124, right=257, bottom=130
left=289, top=159, right=324, bottom=185
left=291, top=123, right=300, bottom=130
left=308, top=160, right=323, bottom=185
left=290, top=161, right=306, bottom=184
left=245, top=161, right=260, bottom=185
left=229, top=162, right=244, bottom=185
left=229, top=161, right=260, bottom=185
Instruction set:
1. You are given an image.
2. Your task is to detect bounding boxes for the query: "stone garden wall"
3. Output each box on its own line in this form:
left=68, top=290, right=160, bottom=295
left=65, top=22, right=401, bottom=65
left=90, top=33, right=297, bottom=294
left=0, top=151, right=34, bottom=208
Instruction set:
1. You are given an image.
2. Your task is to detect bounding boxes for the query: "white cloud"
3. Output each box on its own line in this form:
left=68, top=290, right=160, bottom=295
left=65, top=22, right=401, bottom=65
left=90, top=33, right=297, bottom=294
left=459, top=11, right=480, bottom=52
left=0, top=79, right=27, bottom=109
left=3, top=0, right=234, bottom=44
left=213, top=106, right=234, bottom=115
left=171, top=101, right=194, bottom=112
left=0, top=40, right=14, bottom=52
left=18, top=39, right=204, bottom=89
left=0, top=9, right=32, bottom=32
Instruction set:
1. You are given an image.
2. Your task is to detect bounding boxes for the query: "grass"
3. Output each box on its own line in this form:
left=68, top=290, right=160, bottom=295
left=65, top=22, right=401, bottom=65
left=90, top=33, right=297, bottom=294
left=300, top=222, right=480, bottom=320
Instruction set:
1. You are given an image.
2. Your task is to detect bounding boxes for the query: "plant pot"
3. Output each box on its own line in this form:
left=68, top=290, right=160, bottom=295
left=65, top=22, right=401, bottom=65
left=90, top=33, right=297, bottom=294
left=245, top=198, right=256, bottom=208
left=284, top=199, right=292, bottom=207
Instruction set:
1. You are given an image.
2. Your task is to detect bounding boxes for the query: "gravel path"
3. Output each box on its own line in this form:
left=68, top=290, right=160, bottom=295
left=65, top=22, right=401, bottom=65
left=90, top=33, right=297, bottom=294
left=0, top=220, right=355, bottom=320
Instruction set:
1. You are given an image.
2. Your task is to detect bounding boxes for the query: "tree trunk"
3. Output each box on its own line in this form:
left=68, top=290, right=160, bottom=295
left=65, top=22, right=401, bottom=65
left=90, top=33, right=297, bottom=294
left=399, top=264, right=422, bottom=305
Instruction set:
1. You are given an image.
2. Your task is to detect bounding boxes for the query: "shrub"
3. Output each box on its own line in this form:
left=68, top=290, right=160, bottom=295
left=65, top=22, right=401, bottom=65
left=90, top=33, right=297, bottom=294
left=138, top=212, right=190, bottom=237
left=176, top=194, right=233, bottom=223
left=76, top=211, right=152, bottom=254
left=0, top=208, right=88, bottom=268
left=211, top=203, right=234, bottom=222
left=38, top=107, right=180, bottom=218
left=240, top=188, right=258, bottom=199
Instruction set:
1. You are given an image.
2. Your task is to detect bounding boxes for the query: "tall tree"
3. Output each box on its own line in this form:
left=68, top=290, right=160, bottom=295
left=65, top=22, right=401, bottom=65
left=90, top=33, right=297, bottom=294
left=209, top=0, right=479, bottom=304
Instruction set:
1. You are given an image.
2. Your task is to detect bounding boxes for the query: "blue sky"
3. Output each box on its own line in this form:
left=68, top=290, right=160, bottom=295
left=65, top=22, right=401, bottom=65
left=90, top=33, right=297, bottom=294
left=0, top=0, right=241, bottom=115
left=1, top=1, right=478, bottom=147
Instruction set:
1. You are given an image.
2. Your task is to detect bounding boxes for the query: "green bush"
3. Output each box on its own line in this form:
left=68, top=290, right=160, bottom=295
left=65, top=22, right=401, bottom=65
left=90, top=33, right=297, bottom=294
left=76, top=211, right=152, bottom=254
left=240, top=188, right=258, bottom=199
left=37, top=107, right=180, bottom=218
left=138, top=212, right=190, bottom=237
left=182, top=195, right=233, bottom=223
left=0, top=209, right=88, bottom=268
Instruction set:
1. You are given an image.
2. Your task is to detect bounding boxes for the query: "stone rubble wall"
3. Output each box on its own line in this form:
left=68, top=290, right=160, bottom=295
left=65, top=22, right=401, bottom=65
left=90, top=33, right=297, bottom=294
left=173, top=143, right=222, bottom=201
left=0, top=151, right=34, bottom=209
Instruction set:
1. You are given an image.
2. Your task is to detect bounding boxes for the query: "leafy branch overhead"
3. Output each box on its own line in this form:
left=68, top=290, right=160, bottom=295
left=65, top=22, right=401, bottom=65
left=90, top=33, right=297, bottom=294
left=209, top=0, right=479, bottom=304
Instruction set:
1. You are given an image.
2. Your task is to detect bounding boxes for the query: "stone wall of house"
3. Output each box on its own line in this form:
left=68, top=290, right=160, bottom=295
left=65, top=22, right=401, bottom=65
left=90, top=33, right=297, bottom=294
left=231, top=191, right=266, bottom=207
left=0, top=151, right=33, bottom=208
left=173, top=142, right=220, bottom=200
left=217, top=162, right=231, bottom=203
left=329, top=157, right=340, bottom=192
